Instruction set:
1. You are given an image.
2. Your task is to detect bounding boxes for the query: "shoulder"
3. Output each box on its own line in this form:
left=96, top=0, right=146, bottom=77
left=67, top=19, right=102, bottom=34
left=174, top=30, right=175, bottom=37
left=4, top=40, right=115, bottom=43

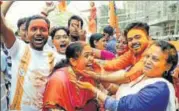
left=49, top=68, right=68, bottom=81
left=51, top=51, right=66, bottom=63
left=143, top=81, right=169, bottom=92
left=117, top=81, right=170, bottom=111
left=139, top=81, right=170, bottom=100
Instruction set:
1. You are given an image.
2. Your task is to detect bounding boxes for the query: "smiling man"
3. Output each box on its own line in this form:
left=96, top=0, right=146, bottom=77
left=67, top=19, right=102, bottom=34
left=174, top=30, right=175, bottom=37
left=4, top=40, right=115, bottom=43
left=102, top=22, right=153, bottom=82
left=1, top=12, right=65, bottom=110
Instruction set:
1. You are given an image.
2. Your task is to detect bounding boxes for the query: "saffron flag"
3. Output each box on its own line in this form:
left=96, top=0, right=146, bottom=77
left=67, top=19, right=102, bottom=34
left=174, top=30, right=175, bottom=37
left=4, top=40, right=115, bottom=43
left=109, top=1, right=120, bottom=37
left=58, top=0, right=67, bottom=12
left=169, top=41, right=179, bottom=51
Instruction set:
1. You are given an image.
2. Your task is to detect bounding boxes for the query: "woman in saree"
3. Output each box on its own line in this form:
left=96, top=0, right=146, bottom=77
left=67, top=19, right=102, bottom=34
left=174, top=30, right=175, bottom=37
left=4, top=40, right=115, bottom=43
left=74, top=40, right=178, bottom=111
left=43, top=42, right=102, bottom=111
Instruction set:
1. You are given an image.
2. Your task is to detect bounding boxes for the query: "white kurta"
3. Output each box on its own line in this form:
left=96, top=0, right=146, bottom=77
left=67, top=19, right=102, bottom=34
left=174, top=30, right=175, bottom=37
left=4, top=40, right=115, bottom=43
left=8, top=39, right=65, bottom=111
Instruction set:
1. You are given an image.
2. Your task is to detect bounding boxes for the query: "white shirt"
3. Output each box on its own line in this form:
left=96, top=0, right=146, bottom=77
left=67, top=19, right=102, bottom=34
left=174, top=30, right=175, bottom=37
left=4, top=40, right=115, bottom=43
left=8, top=39, right=65, bottom=111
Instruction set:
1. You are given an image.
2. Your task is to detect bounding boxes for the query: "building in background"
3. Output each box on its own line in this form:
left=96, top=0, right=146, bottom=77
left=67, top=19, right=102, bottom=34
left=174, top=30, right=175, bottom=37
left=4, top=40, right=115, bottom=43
left=98, top=1, right=179, bottom=40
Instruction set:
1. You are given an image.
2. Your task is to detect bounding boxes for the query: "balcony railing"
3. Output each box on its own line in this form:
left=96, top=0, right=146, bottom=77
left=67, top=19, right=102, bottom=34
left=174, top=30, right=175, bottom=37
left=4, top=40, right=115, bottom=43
left=152, top=34, right=179, bottom=40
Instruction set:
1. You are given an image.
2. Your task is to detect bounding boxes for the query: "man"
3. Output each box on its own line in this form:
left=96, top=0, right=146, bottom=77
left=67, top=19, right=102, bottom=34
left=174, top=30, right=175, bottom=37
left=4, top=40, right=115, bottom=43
left=15, top=17, right=29, bottom=43
left=103, top=25, right=117, bottom=54
left=1, top=7, right=65, bottom=111
left=50, top=26, right=70, bottom=54
left=68, top=15, right=86, bottom=42
left=83, top=22, right=152, bottom=84
left=102, top=22, right=152, bottom=82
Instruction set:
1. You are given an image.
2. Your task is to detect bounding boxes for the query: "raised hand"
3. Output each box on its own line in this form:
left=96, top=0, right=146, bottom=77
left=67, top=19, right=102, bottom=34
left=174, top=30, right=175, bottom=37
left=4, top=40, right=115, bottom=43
left=42, top=1, right=56, bottom=15
left=77, top=21, right=86, bottom=41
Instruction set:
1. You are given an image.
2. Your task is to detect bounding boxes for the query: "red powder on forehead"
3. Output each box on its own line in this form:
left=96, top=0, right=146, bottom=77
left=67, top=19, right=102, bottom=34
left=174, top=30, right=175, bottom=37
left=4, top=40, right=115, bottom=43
left=29, top=19, right=48, bottom=30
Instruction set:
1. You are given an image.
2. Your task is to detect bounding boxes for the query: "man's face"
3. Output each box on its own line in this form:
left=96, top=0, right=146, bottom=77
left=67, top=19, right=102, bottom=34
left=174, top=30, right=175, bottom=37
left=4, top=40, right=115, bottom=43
left=103, top=32, right=110, bottom=41
left=27, top=19, right=49, bottom=50
left=19, top=23, right=29, bottom=43
left=69, top=19, right=81, bottom=38
left=53, top=29, right=70, bottom=54
left=127, top=28, right=149, bottom=55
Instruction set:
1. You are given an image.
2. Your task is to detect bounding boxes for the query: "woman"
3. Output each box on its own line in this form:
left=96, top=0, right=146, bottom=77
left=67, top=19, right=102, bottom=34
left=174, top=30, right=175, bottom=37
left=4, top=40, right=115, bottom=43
left=43, top=42, right=101, bottom=111
left=50, top=26, right=70, bottom=54
left=116, top=32, right=128, bottom=57
left=88, top=1, right=97, bottom=33
left=89, top=33, right=115, bottom=60
left=74, top=40, right=178, bottom=111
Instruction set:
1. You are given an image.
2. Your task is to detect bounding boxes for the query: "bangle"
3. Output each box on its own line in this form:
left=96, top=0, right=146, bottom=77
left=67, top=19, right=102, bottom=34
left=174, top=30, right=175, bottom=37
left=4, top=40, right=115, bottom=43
left=41, top=11, right=48, bottom=17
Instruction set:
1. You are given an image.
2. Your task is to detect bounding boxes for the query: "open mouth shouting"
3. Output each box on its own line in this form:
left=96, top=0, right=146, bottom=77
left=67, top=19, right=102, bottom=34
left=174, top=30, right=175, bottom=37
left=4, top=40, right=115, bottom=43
left=33, top=37, right=46, bottom=47
left=59, top=43, right=68, bottom=53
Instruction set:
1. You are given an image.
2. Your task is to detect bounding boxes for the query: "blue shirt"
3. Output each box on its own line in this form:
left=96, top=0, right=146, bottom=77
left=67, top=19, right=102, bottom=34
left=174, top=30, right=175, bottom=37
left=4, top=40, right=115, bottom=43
left=106, top=37, right=117, bottom=54
left=1, top=44, right=12, bottom=81
left=104, top=82, right=169, bottom=111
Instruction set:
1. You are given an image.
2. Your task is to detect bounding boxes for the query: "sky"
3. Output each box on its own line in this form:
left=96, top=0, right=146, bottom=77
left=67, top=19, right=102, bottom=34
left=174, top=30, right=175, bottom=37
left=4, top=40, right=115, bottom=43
left=5, top=1, right=124, bottom=31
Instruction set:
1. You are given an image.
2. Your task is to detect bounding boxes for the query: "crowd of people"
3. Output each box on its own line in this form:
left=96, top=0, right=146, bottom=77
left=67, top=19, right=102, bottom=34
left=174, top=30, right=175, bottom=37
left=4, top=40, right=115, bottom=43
left=1, top=1, right=179, bottom=111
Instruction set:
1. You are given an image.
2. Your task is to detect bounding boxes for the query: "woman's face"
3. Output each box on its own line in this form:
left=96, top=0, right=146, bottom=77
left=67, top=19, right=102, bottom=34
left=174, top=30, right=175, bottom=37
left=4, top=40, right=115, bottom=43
left=74, top=45, right=94, bottom=71
left=116, top=35, right=128, bottom=56
left=53, top=29, right=70, bottom=54
left=143, top=45, right=169, bottom=77
left=95, top=37, right=107, bottom=50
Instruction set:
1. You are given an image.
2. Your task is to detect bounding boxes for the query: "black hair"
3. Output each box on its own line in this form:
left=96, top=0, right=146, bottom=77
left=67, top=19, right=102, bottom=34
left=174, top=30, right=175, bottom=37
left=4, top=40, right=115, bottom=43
left=67, top=15, right=83, bottom=28
left=124, top=22, right=150, bottom=37
left=53, top=42, right=85, bottom=71
left=50, top=26, right=69, bottom=40
left=103, top=25, right=114, bottom=36
left=89, top=33, right=104, bottom=48
left=25, top=15, right=50, bottom=31
left=153, top=40, right=178, bottom=83
left=17, top=17, right=28, bottom=29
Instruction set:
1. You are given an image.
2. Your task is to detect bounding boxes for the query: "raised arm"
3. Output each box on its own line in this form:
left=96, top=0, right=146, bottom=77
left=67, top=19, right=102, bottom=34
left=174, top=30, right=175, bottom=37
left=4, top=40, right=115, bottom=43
left=40, top=1, right=55, bottom=17
left=103, top=50, right=133, bottom=71
left=75, top=81, right=170, bottom=111
left=0, top=2, right=16, bottom=49
left=1, top=1, right=14, bottom=16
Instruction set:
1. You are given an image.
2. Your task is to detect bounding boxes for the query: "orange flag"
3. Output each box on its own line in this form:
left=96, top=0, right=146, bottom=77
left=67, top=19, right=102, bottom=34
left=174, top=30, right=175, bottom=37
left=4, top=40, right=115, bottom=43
left=109, top=1, right=120, bottom=37
left=58, top=0, right=67, bottom=12
left=169, top=40, right=179, bottom=51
